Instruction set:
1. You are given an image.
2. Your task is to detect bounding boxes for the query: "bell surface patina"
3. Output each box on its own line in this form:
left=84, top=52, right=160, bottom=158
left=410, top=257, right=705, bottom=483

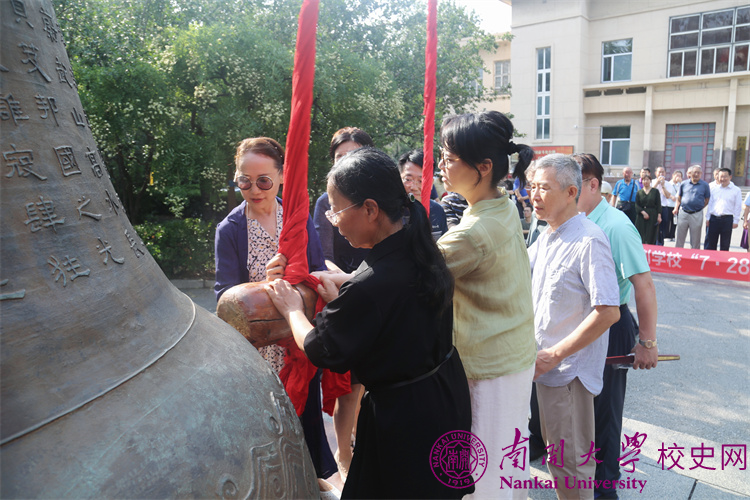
left=0, top=0, right=317, bottom=496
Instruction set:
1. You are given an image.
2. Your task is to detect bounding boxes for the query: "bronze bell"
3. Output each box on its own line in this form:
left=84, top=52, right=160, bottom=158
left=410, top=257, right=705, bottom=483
left=0, top=0, right=317, bottom=496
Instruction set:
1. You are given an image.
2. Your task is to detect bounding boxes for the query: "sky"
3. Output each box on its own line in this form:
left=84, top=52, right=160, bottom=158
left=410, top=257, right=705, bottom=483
left=454, top=0, right=512, bottom=34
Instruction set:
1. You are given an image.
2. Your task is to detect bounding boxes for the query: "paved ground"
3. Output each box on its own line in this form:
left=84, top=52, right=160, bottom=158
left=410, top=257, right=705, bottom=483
left=175, top=254, right=749, bottom=499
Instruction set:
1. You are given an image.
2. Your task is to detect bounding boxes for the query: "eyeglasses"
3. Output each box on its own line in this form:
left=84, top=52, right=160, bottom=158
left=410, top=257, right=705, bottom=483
left=582, top=177, right=594, bottom=184
left=235, top=175, right=274, bottom=191
left=402, top=175, right=422, bottom=185
left=439, top=147, right=459, bottom=164
left=325, top=202, right=361, bottom=225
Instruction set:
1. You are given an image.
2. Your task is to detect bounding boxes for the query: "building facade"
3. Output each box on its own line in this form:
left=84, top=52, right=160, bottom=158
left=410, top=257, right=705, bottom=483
left=508, top=0, right=750, bottom=184
left=473, top=36, right=512, bottom=116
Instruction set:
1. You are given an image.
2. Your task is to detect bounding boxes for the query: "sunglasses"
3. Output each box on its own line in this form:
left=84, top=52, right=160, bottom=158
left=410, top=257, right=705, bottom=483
left=235, top=175, right=274, bottom=191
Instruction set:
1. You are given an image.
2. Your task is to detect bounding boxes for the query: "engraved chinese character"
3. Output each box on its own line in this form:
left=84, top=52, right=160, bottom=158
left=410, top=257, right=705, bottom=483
left=125, top=229, right=146, bottom=258
left=63, top=256, right=89, bottom=281
left=25, top=196, right=65, bottom=232
left=11, top=0, right=34, bottom=28
left=54, top=146, right=81, bottom=176
left=35, top=94, right=59, bottom=125
left=543, top=440, right=565, bottom=468
left=722, top=445, right=747, bottom=471
left=0, top=278, right=26, bottom=301
left=71, top=107, right=87, bottom=127
left=55, top=57, right=75, bottom=88
left=77, top=195, right=102, bottom=220
left=105, top=189, right=120, bottom=215
left=18, top=43, right=52, bottom=83
left=96, top=237, right=125, bottom=265
left=4, top=143, right=46, bottom=180
left=48, top=255, right=67, bottom=286
left=85, top=147, right=103, bottom=178
left=689, top=443, right=716, bottom=471
left=500, top=428, right=529, bottom=471
left=658, top=443, right=685, bottom=470
left=48, top=255, right=90, bottom=287
left=0, top=93, right=30, bottom=125
left=40, top=6, right=61, bottom=43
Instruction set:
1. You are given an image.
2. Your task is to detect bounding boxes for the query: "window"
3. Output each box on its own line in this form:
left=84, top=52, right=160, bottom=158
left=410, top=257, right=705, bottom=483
left=467, top=67, right=483, bottom=94
left=494, top=60, right=510, bottom=94
left=536, top=47, right=551, bottom=140
left=600, top=126, right=630, bottom=166
left=602, top=39, right=632, bottom=82
left=668, top=6, right=750, bottom=77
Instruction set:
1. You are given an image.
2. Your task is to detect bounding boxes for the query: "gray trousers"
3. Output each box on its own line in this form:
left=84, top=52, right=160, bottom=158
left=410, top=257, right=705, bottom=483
left=675, top=209, right=704, bottom=249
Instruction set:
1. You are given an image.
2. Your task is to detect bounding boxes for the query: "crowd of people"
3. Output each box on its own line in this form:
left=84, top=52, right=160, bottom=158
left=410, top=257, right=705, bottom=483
left=213, top=110, right=747, bottom=499
left=608, top=164, right=747, bottom=251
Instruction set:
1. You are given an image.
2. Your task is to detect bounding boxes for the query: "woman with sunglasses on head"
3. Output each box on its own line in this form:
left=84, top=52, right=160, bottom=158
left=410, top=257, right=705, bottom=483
left=437, top=111, right=536, bottom=499
left=213, top=137, right=337, bottom=485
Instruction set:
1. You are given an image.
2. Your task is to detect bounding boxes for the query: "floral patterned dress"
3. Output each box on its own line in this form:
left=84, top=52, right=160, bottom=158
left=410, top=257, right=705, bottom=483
left=246, top=201, right=286, bottom=373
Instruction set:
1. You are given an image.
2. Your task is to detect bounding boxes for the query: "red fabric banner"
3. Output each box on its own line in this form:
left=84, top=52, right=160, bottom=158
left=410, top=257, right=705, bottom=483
left=276, top=0, right=349, bottom=416
left=279, top=0, right=318, bottom=284
left=643, top=245, right=750, bottom=282
left=422, top=0, right=437, bottom=216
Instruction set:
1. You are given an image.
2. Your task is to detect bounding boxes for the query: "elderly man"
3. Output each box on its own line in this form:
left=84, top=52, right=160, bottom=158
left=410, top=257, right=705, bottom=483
left=610, top=167, right=638, bottom=223
left=574, top=153, right=659, bottom=499
left=706, top=167, right=742, bottom=251
left=673, top=165, right=711, bottom=249
left=528, top=154, right=620, bottom=500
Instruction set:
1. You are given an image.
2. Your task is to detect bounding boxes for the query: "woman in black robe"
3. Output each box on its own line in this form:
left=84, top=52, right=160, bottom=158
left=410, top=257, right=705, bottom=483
left=635, top=173, right=662, bottom=244
left=266, top=148, right=474, bottom=499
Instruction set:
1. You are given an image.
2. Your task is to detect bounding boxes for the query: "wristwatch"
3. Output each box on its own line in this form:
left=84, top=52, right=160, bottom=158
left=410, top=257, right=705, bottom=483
left=638, top=339, right=657, bottom=349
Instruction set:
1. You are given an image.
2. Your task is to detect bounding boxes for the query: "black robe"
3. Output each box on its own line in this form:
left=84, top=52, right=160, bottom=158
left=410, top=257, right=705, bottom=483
left=304, top=230, right=474, bottom=499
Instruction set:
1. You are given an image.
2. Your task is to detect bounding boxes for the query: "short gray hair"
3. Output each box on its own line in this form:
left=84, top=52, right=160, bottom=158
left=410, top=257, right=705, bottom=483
left=534, top=154, right=582, bottom=201
left=688, top=164, right=702, bottom=174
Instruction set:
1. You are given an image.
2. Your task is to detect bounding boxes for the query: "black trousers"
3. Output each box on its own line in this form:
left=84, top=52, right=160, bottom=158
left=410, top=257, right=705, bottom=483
left=657, top=206, right=675, bottom=244
left=706, top=215, right=734, bottom=251
left=594, top=305, right=638, bottom=494
left=301, top=369, right=337, bottom=479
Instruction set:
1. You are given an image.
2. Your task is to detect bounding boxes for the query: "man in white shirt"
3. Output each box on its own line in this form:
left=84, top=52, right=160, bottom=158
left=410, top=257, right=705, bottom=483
left=705, top=168, right=742, bottom=251
left=654, top=167, right=679, bottom=245
left=528, top=154, right=620, bottom=500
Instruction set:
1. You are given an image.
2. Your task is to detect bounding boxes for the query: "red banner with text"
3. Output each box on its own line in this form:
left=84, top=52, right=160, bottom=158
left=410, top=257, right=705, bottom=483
left=531, top=145, right=574, bottom=160
left=643, top=245, right=750, bottom=282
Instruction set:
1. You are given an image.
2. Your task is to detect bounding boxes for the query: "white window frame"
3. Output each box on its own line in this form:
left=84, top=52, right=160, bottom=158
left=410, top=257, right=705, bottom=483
left=494, top=60, right=510, bottom=94
left=536, top=47, right=551, bottom=140
left=600, top=126, right=631, bottom=166
left=602, top=38, right=633, bottom=82
left=468, top=67, right=483, bottom=94
left=668, top=6, right=750, bottom=77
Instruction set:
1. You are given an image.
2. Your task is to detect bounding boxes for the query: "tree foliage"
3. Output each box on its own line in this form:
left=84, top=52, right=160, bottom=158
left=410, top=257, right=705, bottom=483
left=54, top=0, right=496, bottom=223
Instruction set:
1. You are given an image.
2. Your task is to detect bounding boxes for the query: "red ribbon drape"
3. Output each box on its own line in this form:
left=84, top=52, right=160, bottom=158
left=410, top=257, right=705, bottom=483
left=279, top=0, right=318, bottom=283
left=277, top=0, right=349, bottom=416
left=422, top=0, right=438, bottom=215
